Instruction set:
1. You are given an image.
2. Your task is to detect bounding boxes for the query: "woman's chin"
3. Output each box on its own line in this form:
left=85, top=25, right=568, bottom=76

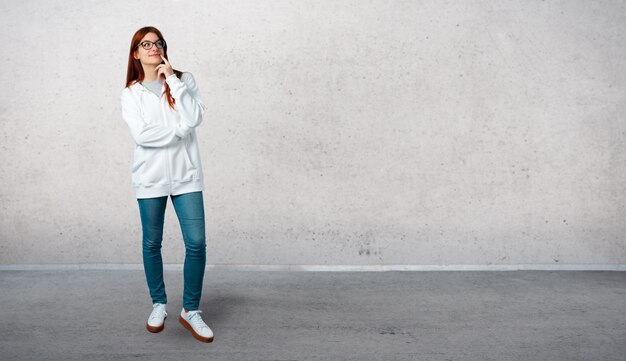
left=145, top=57, right=161, bottom=64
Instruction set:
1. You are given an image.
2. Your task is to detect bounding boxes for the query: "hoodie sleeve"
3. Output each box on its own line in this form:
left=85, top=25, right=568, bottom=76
left=165, top=72, right=207, bottom=129
left=121, top=88, right=184, bottom=148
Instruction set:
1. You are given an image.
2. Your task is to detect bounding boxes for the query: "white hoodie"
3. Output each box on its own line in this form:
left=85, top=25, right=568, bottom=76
left=121, top=72, right=207, bottom=199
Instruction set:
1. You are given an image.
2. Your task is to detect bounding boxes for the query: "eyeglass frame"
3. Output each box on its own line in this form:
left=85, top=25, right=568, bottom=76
left=136, top=39, right=167, bottom=51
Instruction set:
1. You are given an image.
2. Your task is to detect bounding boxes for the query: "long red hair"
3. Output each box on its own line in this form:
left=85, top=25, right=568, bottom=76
left=125, top=26, right=182, bottom=110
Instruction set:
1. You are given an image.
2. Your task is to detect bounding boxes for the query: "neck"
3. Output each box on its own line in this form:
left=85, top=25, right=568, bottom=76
left=141, top=64, right=163, bottom=82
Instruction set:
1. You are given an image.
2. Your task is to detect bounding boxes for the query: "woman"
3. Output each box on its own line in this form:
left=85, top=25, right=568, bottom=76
left=121, top=26, right=213, bottom=343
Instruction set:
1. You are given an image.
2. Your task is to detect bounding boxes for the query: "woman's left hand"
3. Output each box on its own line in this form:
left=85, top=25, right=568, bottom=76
left=156, top=55, right=174, bottom=78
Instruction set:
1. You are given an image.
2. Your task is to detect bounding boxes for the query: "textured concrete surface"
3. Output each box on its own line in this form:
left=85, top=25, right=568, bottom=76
left=1, top=1, right=626, bottom=265
left=1, top=270, right=625, bottom=360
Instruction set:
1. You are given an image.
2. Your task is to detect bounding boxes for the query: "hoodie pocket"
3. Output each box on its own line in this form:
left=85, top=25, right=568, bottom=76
left=138, top=148, right=166, bottom=186
left=170, top=141, right=197, bottom=182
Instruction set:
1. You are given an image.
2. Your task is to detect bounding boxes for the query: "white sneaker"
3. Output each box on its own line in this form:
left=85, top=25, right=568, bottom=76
left=146, top=303, right=167, bottom=333
left=179, top=308, right=214, bottom=343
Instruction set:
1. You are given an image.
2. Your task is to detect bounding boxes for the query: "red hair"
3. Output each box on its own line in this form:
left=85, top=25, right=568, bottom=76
left=125, top=26, right=182, bottom=110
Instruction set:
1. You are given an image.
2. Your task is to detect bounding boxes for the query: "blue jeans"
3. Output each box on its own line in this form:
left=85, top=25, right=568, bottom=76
left=137, top=191, right=206, bottom=311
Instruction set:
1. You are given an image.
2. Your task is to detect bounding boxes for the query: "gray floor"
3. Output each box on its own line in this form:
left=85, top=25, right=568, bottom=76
left=1, top=270, right=625, bottom=361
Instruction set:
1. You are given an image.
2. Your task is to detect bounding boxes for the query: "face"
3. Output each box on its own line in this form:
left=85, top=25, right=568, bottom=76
left=133, top=32, right=166, bottom=65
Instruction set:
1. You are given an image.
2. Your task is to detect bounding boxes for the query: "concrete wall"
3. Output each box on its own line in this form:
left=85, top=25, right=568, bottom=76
left=0, top=0, right=624, bottom=266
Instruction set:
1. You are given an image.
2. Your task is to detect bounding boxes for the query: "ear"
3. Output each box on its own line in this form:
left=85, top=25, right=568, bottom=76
left=133, top=50, right=139, bottom=60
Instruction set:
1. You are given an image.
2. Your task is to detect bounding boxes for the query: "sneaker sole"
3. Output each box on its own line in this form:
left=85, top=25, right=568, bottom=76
left=178, top=316, right=214, bottom=343
left=146, top=316, right=166, bottom=333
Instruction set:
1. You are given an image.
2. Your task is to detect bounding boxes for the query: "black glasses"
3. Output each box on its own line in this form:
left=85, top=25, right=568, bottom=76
left=138, top=39, right=166, bottom=50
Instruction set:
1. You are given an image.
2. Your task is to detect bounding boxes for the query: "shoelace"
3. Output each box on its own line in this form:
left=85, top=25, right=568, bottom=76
left=187, top=310, right=209, bottom=330
left=150, top=305, right=166, bottom=320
